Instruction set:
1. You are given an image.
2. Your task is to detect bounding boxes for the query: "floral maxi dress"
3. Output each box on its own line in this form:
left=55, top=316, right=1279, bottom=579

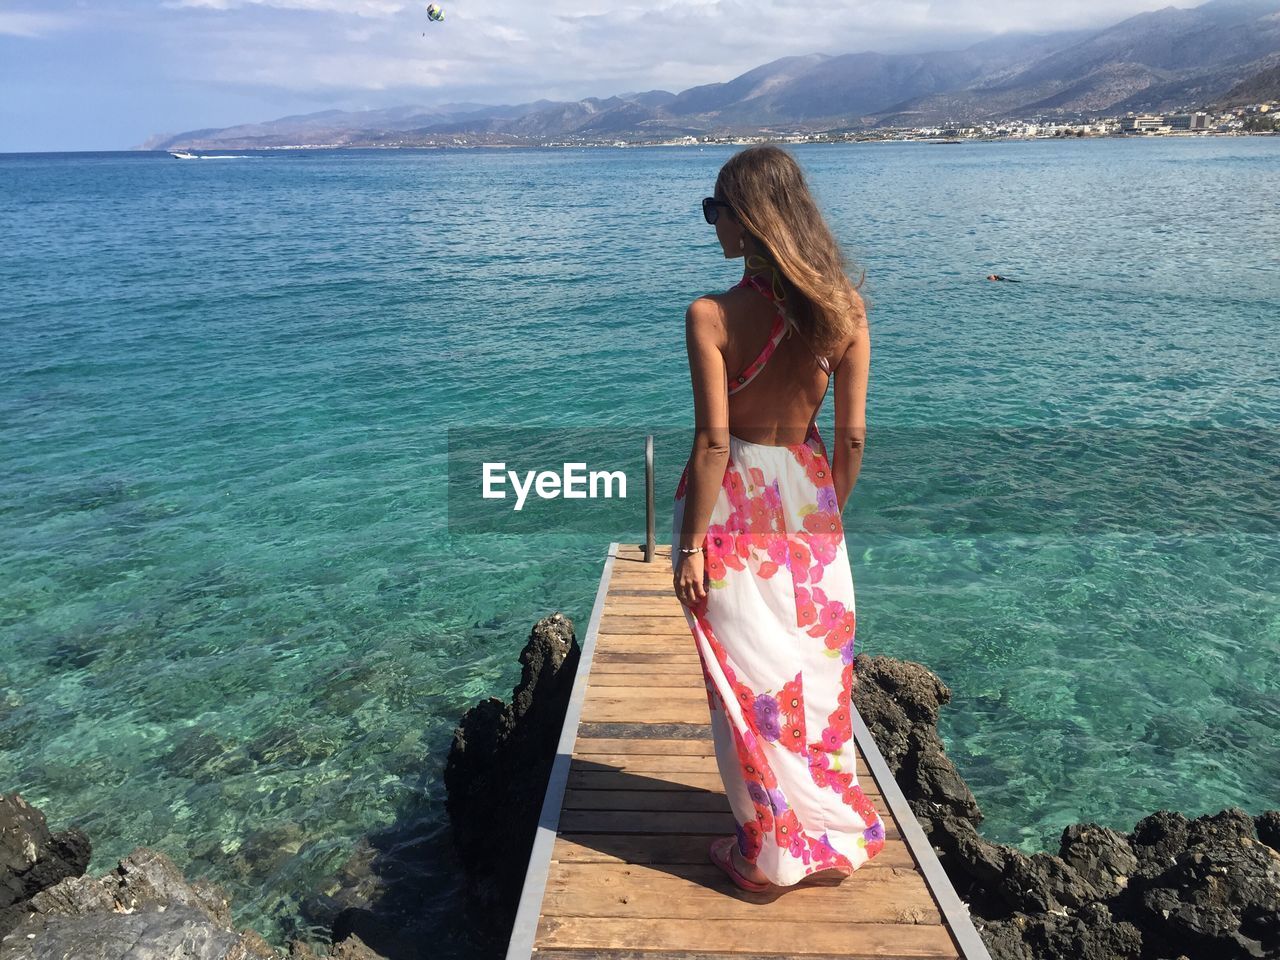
left=671, top=286, right=886, bottom=886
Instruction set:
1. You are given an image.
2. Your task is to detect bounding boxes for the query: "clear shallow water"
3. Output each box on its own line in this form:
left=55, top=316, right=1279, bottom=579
left=1, top=138, right=1277, bottom=951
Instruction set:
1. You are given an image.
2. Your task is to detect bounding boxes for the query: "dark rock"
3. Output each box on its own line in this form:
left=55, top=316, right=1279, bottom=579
left=0, top=845, right=279, bottom=959
left=1258, top=810, right=1280, bottom=853
left=0, top=793, right=91, bottom=938
left=852, top=654, right=982, bottom=823
left=0, top=803, right=387, bottom=960
left=288, top=931, right=389, bottom=959
left=442, top=612, right=580, bottom=950
left=1132, top=808, right=1280, bottom=958
left=1059, top=822, right=1139, bottom=902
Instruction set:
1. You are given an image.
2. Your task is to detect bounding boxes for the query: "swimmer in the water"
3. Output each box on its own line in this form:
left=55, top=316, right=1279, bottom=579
left=986, top=274, right=1020, bottom=282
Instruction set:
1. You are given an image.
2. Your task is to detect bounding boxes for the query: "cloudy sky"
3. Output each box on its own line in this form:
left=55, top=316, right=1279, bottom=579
left=2, top=0, right=1203, bottom=152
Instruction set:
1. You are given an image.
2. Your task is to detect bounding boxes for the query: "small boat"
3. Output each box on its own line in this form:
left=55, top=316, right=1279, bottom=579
left=168, top=151, right=198, bottom=159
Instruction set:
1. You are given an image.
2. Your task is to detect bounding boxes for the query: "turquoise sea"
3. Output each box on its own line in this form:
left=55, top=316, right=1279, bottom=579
left=1, top=137, right=1277, bottom=952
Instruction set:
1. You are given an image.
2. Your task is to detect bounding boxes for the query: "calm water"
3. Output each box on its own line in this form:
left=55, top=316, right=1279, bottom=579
left=1, top=138, right=1277, bottom=952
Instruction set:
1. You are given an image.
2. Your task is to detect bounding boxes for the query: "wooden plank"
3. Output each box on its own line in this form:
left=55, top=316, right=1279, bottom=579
left=590, top=643, right=695, bottom=655
left=616, top=544, right=671, bottom=558
left=533, top=916, right=959, bottom=957
left=567, top=769, right=743, bottom=792
left=600, top=618, right=691, bottom=632
left=586, top=670, right=700, bottom=684
left=572, top=738, right=722, bottom=755
left=562, top=786, right=882, bottom=814
left=604, top=586, right=679, bottom=594
left=589, top=655, right=699, bottom=666
left=586, top=681, right=705, bottom=692
left=540, top=862, right=939, bottom=921
left=537, top=888, right=949, bottom=921
left=595, top=638, right=695, bottom=649
left=591, top=652, right=700, bottom=664
left=576, top=721, right=713, bottom=740
left=568, top=759, right=876, bottom=782
left=594, top=649, right=698, bottom=658
left=592, top=650, right=698, bottom=660
left=580, top=700, right=716, bottom=724
left=599, top=626, right=690, bottom=640
left=563, top=768, right=893, bottom=819
left=600, top=611, right=684, bottom=619
left=588, top=643, right=697, bottom=658
left=566, top=754, right=876, bottom=785
left=565, top=768, right=888, bottom=799
left=557, top=810, right=743, bottom=835
left=600, top=610, right=681, bottom=619
left=587, top=664, right=704, bottom=678
left=557, top=801, right=896, bottom=835
left=604, top=600, right=684, bottom=611
left=551, top=833, right=918, bottom=870
left=583, top=691, right=706, bottom=706
left=586, top=673, right=704, bottom=685
left=563, top=788, right=733, bottom=813
left=567, top=755, right=736, bottom=775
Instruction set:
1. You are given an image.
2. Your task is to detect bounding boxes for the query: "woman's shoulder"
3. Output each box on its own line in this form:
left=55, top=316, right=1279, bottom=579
left=686, top=283, right=754, bottom=321
left=823, top=288, right=868, bottom=365
left=684, top=294, right=730, bottom=347
left=690, top=277, right=770, bottom=316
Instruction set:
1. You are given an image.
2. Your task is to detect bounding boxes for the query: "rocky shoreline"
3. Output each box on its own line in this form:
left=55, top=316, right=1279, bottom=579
left=0, top=793, right=388, bottom=959
left=849, top=656, right=1279, bottom=960
left=3, top=610, right=1277, bottom=958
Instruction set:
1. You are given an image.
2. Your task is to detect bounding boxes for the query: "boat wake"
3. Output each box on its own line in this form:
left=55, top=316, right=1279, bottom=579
left=168, top=151, right=256, bottom=160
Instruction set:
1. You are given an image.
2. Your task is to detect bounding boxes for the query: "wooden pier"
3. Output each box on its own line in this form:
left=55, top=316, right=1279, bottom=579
left=506, top=542, right=993, bottom=960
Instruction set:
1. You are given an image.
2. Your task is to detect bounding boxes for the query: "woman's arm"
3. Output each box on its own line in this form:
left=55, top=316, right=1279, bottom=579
left=674, top=298, right=730, bottom=608
left=831, top=304, right=869, bottom=514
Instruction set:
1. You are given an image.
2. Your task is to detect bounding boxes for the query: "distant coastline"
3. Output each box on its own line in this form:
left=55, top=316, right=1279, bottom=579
left=141, top=129, right=1278, bottom=153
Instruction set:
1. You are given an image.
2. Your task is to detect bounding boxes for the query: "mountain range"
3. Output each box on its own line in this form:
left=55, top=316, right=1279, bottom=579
left=141, top=0, right=1280, bottom=150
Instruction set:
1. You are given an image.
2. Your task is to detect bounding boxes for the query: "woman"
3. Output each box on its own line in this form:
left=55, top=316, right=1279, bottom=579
left=671, top=145, right=883, bottom=892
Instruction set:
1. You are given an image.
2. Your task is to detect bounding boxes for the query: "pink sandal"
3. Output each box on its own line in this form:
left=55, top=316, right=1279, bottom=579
left=709, top=836, right=772, bottom=892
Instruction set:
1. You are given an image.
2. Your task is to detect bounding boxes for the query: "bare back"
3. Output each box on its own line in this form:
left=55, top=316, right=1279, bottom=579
left=714, top=278, right=850, bottom=446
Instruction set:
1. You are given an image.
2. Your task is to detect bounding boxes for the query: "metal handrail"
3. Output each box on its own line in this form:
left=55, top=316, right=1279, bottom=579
left=644, top=434, right=655, bottom=562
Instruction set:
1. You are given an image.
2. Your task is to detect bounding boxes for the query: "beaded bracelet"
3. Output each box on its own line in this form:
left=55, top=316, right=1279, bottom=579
left=677, top=546, right=704, bottom=555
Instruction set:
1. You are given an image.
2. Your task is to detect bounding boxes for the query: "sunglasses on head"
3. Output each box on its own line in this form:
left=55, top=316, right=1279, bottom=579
left=702, top=197, right=733, bottom=225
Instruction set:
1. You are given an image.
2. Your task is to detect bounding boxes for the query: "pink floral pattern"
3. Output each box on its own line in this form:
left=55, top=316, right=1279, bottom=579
left=673, top=423, right=886, bottom=885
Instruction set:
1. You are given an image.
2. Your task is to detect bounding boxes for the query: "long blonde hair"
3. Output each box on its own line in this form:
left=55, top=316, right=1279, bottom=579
left=715, top=145, right=866, bottom=355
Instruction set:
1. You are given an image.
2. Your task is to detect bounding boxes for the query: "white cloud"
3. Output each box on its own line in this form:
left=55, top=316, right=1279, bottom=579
left=163, top=0, right=406, bottom=16
left=0, top=11, right=74, bottom=36
left=16, top=0, right=1212, bottom=112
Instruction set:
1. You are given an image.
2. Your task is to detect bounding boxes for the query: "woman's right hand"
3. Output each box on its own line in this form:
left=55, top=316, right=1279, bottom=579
left=673, top=550, right=708, bottom=609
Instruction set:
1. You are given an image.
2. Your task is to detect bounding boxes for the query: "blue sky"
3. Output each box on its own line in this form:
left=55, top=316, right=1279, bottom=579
left=1, top=0, right=1201, bottom=152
